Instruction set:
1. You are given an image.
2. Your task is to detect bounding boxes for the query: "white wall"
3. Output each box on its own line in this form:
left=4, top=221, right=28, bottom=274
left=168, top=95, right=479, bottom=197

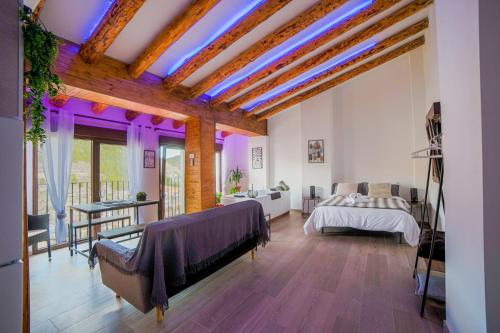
left=478, top=2, right=500, bottom=331
left=221, top=134, right=249, bottom=193
left=141, top=128, right=160, bottom=223
left=248, top=136, right=269, bottom=191
left=331, top=53, right=417, bottom=200
left=435, top=0, right=489, bottom=332
left=268, top=105, right=302, bottom=209
left=268, top=50, right=429, bottom=206
left=301, top=91, right=333, bottom=199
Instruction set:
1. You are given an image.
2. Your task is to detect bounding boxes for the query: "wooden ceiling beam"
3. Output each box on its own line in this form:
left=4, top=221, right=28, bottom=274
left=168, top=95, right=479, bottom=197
left=32, top=0, right=46, bottom=21
left=257, top=36, right=425, bottom=121
left=48, top=94, right=70, bottom=108
left=55, top=39, right=267, bottom=136
left=91, top=102, right=108, bottom=115
left=230, top=0, right=433, bottom=111
left=189, top=0, right=349, bottom=98
left=245, top=19, right=428, bottom=116
left=80, top=0, right=146, bottom=64
left=151, top=115, right=166, bottom=126
left=128, top=0, right=220, bottom=78
left=210, top=0, right=403, bottom=105
left=163, top=0, right=291, bottom=90
left=125, top=110, right=140, bottom=121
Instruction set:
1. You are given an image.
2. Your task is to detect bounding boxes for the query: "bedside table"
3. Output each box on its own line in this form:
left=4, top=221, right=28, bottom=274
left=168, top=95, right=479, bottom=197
left=302, top=197, right=321, bottom=216
left=410, top=201, right=430, bottom=226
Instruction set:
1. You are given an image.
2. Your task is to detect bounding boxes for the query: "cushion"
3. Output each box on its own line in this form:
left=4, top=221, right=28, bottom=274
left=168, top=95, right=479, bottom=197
left=391, top=184, right=400, bottom=197
left=367, top=183, right=392, bottom=198
left=279, top=180, right=290, bottom=191
left=335, top=183, right=358, bottom=195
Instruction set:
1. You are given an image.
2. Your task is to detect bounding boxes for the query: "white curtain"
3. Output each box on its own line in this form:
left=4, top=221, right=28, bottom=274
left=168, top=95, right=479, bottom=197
left=41, top=109, right=74, bottom=244
left=127, top=123, right=144, bottom=203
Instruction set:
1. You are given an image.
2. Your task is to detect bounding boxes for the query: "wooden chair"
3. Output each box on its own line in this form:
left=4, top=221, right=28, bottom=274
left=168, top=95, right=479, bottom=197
left=28, top=214, right=51, bottom=260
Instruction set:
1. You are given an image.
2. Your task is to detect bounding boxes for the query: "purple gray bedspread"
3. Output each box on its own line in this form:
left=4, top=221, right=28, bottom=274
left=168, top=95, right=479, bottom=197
left=89, top=200, right=268, bottom=308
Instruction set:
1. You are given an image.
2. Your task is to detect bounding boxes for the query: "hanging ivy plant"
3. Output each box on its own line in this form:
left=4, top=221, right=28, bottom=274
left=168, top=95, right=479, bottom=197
left=20, top=6, right=63, bottom=143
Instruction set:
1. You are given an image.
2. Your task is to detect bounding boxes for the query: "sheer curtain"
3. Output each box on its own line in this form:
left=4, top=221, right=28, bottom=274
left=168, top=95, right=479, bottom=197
left=41, top=109, right=74, bottom=244
left=127, top=123, right=144, bottom=206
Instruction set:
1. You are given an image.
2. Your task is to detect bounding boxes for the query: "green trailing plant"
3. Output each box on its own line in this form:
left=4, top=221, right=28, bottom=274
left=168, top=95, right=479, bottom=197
left=20, top=6, right=63, bottom=143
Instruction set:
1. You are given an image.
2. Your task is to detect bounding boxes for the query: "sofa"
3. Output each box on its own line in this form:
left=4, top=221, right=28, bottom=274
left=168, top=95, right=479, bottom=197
left=89, top=201, right=269, bottom=322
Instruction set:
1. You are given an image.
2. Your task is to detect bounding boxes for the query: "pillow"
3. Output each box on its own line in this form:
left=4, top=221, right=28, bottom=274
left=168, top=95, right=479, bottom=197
left=391, top=184, right=400, bottom=197
left=279, top=180, right=290, bottom=191
left=335, top=183, right=358, bottom=195
left=368, top=183, right=392, bottom=198
left=358, top=182, right=368, bottom=195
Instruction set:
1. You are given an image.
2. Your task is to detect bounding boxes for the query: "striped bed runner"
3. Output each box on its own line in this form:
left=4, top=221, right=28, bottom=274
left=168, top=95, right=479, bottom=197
left=317, top=195, right=411, bottom=213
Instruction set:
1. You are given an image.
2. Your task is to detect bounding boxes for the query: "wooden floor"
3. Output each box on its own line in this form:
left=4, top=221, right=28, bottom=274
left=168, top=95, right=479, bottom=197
left=30, top=211, right=444, bottom=333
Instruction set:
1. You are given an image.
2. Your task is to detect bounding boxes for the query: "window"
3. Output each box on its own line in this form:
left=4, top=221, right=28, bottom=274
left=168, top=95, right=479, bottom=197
left=33, top=126, right=132, bottom=247
left=36, top=138, right=92, bottom=246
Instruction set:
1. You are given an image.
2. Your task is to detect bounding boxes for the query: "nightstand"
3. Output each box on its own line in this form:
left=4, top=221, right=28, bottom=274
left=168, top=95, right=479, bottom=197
left=410, top=201, right=430, bottom=226
left=302, top=197, right=321, bottom=216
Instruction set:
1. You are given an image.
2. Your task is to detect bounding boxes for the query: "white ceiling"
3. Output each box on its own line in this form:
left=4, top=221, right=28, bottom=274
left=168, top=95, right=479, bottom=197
left=40, top=0, right=430, bottom=113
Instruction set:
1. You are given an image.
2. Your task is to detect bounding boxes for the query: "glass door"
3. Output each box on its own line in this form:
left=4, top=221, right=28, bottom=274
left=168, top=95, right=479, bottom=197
left=99, top=142, right=133, bottom=224
left=36, top=138, right=92, bottom=245
left=160, top=145, right=185, bottom=218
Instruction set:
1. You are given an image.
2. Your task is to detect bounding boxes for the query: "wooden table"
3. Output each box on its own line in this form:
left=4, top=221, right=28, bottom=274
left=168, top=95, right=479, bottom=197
left=69, top=200, right=159, bottom=257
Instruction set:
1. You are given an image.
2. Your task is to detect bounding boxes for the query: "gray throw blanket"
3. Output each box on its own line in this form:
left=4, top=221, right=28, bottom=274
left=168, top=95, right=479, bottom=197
left=89, top=200, right=268, bottom=309
left=318, top=195, right=410, bottom=213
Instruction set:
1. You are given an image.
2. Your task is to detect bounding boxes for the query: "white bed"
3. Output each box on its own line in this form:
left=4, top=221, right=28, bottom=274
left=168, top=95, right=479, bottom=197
left=303, top=196, right=421, bottom=246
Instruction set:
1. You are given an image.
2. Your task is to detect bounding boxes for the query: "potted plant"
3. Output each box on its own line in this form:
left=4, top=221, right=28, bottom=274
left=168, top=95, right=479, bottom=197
left=228, top=166, right=245, bottom=193
left=136, top=192, right=147, bottom=201
left=216, top=192, right=223, bottom=204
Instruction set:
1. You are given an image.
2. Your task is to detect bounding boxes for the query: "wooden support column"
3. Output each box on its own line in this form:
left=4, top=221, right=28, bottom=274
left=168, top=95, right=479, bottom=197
left=185, top=118, right=215, bottom=213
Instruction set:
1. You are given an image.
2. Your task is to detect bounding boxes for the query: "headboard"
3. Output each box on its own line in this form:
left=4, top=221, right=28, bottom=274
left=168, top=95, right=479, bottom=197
left=331, top=182, right=401, bottom=196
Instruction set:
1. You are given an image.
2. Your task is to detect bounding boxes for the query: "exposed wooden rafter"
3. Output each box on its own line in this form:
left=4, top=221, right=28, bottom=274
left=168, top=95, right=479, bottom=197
left=55, top=39, right=267, bottom=136
left=230, top=0, right=433, bottom=111
left=245, top=19, right=428, bottom=116
left=189, top=0, right=349, bottom=98
left=163, top=0, right=291, bottom=90
left=48, top=94, right=70, bottom=107
left=32, top=0, right=46, bottom=21
left=128, top=0, right=220, bottom=78
left=151, top=115, right=166, bottom=126
left=257, top=36, right=425, bottom=121
left=211, top=0, right=402, bottom=106
left=125, top=110, right=140, bottom=121
left=80, top=0, right=146, bottom=64
left=91, top=102, right=108, bottom=115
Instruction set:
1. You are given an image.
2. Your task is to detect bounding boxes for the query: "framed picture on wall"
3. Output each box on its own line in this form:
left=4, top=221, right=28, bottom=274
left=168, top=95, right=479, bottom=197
left=144, top=150, right=156, bottom=168
left=308, top=140, right=324, bottom=163
left=252, top=147, right=263, bottom=169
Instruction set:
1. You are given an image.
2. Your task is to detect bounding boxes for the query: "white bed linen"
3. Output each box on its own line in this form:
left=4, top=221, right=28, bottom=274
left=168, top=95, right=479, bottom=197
left=303, top=199, right=420, bottom=246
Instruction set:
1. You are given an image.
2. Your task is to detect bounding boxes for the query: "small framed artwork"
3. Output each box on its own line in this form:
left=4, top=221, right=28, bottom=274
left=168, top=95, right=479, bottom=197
left=252, top=147, right=263, bottom=169
left=308, top=140, right=324, bottom=163
left=144, top=150, right=156, bottom=168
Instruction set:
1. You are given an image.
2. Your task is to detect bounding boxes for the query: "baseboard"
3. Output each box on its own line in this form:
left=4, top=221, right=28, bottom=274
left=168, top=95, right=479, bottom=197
left=270, top=211, right=291, bottom=222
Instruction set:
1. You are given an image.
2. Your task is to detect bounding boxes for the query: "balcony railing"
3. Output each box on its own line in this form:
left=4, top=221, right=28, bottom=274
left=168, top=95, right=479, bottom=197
left=35, top=177, right=183, bottom=250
